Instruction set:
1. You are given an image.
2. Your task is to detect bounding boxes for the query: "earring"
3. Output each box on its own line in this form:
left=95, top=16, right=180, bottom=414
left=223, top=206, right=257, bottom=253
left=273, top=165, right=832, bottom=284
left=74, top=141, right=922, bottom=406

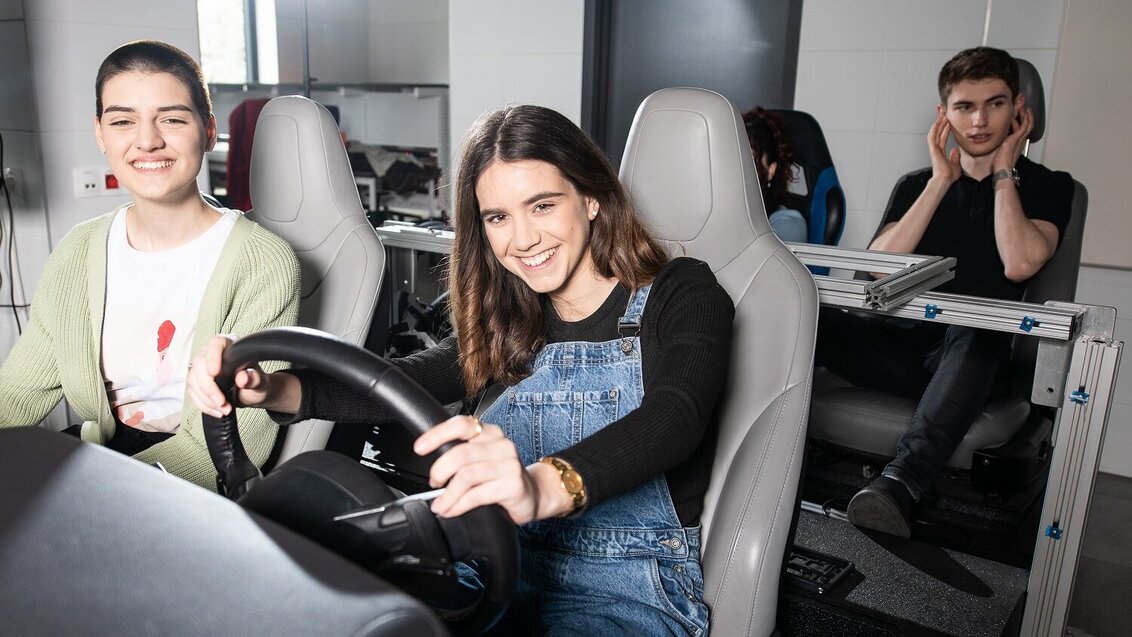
left=588, top=208, right=598, bottom=220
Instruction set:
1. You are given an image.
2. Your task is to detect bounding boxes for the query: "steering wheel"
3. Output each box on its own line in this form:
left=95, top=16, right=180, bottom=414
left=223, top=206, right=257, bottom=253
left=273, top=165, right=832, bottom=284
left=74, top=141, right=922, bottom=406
left=202, top=327, right=519, bottom=636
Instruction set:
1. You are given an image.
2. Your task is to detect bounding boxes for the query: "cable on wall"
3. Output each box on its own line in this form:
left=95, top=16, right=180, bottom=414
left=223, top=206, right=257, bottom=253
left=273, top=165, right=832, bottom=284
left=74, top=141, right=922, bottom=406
left=0, top=131, right=26, bottom=334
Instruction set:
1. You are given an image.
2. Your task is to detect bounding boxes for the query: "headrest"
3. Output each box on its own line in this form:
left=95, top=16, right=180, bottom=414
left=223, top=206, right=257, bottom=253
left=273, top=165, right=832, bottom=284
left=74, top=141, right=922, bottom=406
left=250, top=96, right=365, bottom=252
left=619, top=87, right=772, bottom=270
left=1016, top=58, right=1045, bottom=143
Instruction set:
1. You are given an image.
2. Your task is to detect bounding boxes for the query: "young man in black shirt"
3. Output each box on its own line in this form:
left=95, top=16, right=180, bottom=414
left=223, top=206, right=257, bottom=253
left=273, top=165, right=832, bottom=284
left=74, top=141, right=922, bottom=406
left=819, top=47, right=1074, bottom=537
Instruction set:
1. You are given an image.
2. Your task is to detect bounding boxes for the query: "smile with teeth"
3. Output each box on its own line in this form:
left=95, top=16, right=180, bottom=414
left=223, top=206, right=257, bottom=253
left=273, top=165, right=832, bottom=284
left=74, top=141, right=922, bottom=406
left=132, top=160, right=174, bottom=171
left=520, top=247, right=557, bottom=267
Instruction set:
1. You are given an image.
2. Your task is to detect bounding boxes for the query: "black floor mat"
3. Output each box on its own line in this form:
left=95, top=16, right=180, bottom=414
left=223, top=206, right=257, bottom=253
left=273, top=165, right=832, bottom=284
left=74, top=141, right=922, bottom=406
left=788, top=510, right=1029, bottom=637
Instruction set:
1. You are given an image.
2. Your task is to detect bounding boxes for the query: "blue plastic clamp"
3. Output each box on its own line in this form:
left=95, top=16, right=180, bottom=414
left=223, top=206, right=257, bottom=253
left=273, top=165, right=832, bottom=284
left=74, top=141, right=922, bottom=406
left=1019, top=315, right=1038, bottom=332
left=1070, top=389, right=1090, bottom=405
left=924, top=304, right=939, bottom=319
left=1045, top=524, right=1064, bottom=540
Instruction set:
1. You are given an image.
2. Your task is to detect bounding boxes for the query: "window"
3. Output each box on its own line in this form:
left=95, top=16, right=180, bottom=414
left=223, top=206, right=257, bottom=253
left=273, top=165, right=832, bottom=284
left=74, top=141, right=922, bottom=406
left=197, top=0, right=279, bottom=85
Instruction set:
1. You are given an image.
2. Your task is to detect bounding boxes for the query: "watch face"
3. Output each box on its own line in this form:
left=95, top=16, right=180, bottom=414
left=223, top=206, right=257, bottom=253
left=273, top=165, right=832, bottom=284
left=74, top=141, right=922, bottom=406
left=562, top=470, right=584, bottom=493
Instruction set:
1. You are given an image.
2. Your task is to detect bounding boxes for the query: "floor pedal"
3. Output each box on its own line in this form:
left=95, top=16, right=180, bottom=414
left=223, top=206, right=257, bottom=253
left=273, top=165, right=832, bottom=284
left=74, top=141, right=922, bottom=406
left=785, top=545, right=855, bottom=595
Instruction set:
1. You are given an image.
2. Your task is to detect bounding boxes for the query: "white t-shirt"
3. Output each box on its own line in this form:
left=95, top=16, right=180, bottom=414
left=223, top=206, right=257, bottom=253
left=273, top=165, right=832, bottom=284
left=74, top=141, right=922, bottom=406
left=101, top=206, right=238, bottom=433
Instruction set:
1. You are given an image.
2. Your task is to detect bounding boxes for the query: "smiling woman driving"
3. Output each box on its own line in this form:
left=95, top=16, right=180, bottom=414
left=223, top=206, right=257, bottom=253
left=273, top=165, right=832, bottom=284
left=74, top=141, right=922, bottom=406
left=189, top=104, right=734, bottom=635
left=0, top=40, right=300, bottom=489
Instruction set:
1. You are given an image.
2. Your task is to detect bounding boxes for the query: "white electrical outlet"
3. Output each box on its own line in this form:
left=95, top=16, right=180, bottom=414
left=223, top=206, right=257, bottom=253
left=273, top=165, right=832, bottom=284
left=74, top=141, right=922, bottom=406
left=74, top=167, right=103, bottom=199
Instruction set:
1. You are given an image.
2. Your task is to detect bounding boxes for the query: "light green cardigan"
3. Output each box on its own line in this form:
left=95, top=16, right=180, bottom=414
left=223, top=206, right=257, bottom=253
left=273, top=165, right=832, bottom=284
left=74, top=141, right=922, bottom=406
left=0, top=207, right=301, bottom=489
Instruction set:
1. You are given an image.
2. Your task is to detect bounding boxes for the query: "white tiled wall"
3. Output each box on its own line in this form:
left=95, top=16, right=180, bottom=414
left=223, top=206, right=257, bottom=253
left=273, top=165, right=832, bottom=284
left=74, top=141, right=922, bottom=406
left=271, top=0, right=448, bottom=86
left=448, top=0, right=585, bottom=161
left=368, top=0, right=448, bottom=85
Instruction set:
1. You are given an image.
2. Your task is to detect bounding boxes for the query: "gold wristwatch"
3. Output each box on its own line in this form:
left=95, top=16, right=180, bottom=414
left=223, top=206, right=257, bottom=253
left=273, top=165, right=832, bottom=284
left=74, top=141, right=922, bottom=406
left=539, top=456, right=587, bottom=516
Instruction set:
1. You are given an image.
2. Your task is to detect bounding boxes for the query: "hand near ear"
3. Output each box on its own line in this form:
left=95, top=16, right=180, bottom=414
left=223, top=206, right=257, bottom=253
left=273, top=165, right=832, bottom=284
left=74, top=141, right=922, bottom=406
left=928, top=114, right=962, bottom=185
left=993, top=106, right=1034, bottom=173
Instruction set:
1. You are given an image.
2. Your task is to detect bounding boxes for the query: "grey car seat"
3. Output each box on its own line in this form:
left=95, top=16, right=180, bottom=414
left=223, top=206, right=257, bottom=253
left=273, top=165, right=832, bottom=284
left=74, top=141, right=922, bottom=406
left=620, top=87, right=819, bottom=636
left=806, top=59, right=1088, bottom=490
left=248, top=96, right=385, bottom=465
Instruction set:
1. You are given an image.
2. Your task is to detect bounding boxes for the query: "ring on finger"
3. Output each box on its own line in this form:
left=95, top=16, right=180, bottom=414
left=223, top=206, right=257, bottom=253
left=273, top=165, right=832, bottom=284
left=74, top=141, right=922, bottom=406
left=470, top=417, right=483, bottom=440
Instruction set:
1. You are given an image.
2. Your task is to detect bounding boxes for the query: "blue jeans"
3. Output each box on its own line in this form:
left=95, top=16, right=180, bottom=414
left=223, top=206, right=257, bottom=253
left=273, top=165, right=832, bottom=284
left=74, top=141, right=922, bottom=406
left=479, top=526, right=708, bottom=636
left=477, top=283, right=710, bottom=635
left=768, top=207, right=808, bottom=243
left=816, top=308, right=1010, bottom=498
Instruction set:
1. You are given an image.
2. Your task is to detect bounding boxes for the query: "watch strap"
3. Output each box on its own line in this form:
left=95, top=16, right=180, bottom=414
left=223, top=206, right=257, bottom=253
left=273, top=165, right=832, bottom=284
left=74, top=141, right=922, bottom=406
left=992, top=167, right=1020, bottom=188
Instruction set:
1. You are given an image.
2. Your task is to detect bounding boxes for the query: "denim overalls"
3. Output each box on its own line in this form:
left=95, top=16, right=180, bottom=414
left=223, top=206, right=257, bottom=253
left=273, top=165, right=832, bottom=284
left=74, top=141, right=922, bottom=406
left=479, top=283, right=710, bottom=636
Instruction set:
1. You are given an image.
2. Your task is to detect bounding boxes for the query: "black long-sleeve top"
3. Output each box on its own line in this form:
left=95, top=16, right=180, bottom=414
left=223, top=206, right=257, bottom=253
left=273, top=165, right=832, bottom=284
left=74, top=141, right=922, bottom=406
left=285, top=257, right=734, bottom=525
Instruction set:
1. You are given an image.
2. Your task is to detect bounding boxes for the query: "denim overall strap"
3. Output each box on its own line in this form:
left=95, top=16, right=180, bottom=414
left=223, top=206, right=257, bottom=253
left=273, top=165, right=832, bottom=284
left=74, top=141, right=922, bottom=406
left=479, top=282, right=687, bottom=556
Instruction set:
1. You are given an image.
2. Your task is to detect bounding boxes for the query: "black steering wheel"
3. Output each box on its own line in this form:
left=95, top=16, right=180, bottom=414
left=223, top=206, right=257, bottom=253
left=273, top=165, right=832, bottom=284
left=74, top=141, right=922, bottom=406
left=202, top=327, right=519, bottom=636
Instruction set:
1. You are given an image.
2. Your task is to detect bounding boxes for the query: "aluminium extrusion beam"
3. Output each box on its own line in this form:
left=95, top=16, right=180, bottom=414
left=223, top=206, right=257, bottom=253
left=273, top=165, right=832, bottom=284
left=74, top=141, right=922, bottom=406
left=812, top=277, right=1080, bottom=341
left=864, top=255, right=956, bottom=310
left=1021, top=335, right=1122, bottom=637
left=866, top=269, right=956, bottom=311
left=790, top=243, right=959, bottom=310
left=786, top=242, right=937, bottom=274
left=789, top=243, right=1081, bottom=339
left=374, top=225, right=455, bottom=254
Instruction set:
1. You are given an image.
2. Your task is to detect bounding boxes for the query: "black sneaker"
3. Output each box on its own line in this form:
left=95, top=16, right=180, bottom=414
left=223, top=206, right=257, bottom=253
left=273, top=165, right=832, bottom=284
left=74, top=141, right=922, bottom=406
left=847, top=476, right=913, bottom=538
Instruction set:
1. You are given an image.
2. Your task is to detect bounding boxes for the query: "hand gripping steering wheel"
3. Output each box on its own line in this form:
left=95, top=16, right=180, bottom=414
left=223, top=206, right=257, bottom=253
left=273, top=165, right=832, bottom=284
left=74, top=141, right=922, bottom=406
left=202, top=327, right=519, bottom=636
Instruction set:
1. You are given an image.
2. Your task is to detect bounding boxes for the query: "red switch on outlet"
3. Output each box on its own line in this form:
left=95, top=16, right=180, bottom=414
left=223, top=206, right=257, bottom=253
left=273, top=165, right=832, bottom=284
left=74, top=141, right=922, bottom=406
left=104, top=173, right=119, bottom=190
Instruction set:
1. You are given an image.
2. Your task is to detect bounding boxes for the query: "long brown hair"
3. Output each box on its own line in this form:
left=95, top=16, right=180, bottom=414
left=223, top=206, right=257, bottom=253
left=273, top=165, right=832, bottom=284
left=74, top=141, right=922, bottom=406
left=448, top=105, right=668, bottom=396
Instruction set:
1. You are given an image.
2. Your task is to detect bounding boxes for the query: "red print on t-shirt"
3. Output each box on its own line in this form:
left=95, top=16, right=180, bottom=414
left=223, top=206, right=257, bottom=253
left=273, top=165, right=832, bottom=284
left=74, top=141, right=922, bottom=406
left=155, top=319, right=177, bottom=385
left=157, top=320, right=176, bottom=359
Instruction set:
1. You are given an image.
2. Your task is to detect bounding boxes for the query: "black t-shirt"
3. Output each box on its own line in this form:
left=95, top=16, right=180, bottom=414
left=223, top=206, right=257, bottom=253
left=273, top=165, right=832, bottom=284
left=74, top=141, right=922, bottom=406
left=286, top=257, right=735, bottom=526
left=880, top=156, right=1074, bottom=301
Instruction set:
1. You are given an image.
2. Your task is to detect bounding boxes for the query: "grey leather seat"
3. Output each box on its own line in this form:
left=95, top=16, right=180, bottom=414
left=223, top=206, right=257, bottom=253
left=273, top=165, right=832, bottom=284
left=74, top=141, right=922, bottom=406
left=620, top=87, right=819, bottom=636
left=806, top=59, right=1089, bottom=479
left=249, top=96, right=385, bottom=464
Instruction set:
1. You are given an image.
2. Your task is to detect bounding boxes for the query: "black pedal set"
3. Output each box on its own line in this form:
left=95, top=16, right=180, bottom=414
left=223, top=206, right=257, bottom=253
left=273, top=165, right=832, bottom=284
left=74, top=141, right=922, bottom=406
left=785, top=546, right=855, bottom=595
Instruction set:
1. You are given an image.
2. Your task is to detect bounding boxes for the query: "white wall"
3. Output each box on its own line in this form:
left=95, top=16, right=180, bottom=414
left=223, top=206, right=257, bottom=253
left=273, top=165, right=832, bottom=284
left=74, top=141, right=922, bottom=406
left=272, top=0, right=448, bottom=86
left=367, top=0, right=448, bottom=85
left=447, top=0, right=585, bottom=164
